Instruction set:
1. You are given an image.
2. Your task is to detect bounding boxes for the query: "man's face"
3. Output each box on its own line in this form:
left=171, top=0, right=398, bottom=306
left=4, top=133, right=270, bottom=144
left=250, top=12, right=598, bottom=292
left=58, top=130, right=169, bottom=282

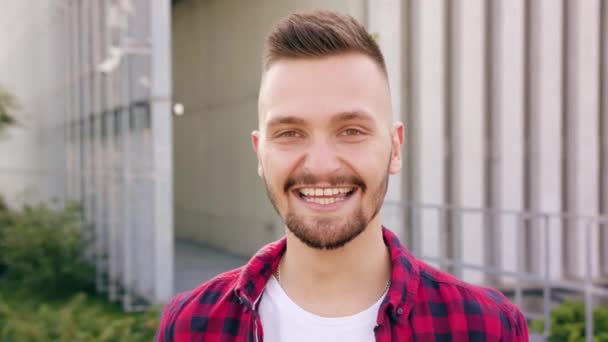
left=253, top=53, right=403, bottom=250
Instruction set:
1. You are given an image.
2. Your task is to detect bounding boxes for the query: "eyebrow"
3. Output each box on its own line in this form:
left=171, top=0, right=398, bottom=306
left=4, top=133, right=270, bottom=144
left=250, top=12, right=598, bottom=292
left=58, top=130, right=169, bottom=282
left=266, top=110, right=374, bottom=129
left=329, top=110, right=375, bottom=125
left=266, top=115, right=307, bottom=128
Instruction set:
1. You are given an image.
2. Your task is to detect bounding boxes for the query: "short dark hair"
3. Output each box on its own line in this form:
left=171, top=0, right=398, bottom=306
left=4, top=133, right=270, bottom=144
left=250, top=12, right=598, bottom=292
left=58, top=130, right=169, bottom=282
left=263, top=10, right=387, bottom=76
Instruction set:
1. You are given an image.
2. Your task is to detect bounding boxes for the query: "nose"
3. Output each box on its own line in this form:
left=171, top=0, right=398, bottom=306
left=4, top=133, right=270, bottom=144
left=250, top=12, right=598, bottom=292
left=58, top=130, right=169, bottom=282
left=302, top=139, right=342, bottom=176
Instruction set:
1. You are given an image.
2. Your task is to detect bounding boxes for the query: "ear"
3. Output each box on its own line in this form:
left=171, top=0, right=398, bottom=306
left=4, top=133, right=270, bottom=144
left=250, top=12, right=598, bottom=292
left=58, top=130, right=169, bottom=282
left=251, top=130, right=264, bottom=177
left=388, top=122, right=404, bottom=175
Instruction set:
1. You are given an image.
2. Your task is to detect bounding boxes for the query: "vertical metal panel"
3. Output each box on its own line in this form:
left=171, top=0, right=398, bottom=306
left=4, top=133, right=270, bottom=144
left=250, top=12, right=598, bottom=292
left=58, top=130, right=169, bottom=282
left=50, top=4, right=66, bottom=202
left=114, top=108, right=125, bottom=301
left=81, top=1, right=93, bottom=226
left=81, top=0, right=92, bottom=290
left=77, top=1, right=86, bottom=207
left=483, top=0, right=500, bottom=284
left=120, top=105, right=133, bottom=309
left=90, top=0, right=106, bottom=294
left=133, top=103, right=155, bottom=301
left=456, top=0, right=486, bottom=284
left=64, top=2, right=74, bottom=199
left=444, top=0, right=462, bottom=277
left=116, top=12, right=133, bottom=309
left=562, top=0, right=578, bottom=278
left=403, top=0, right=422, bottom=255
left=60, top=4, right=71, bottom=202
left=536, top=0, right=565, bottom=280
left=59, top=5, right=69, bottom=201
left=443, top=0, right=453, bottom=270
left=523, top=0, right=542, bottom=276
left=70, top=2, right=81, bottom=201
left=495, top=0, right=525, bottom=282
left=132, top=0, right=156, bottom=303
left=106, top=107, right=119, bottom=301
left=561, top=0, right=603, bottom=281
left=416, top=0, right=446, bottom=266
left=102, top=1, right=119, bottom=302
left=151, top=0, right=175, bottom=303
left=523, top=0, right=533, bottom=275
left=130, top=0, right=152, bottom=103
left=74, top=0, right=81, bottom=202
left=573, top=0, right=601, bottom=279
left=599, top=0, right=608, bottom=277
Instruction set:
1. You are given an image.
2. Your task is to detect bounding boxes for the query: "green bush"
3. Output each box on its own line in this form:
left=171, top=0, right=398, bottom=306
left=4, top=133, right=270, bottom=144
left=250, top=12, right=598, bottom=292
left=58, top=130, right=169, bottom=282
left=0, top=198, right=160, bottom=341
left=0, top=287, right=160, bottom=342
left=532, top=301, right=608, bottom=341
left=0, top=201, right=94, bottom=297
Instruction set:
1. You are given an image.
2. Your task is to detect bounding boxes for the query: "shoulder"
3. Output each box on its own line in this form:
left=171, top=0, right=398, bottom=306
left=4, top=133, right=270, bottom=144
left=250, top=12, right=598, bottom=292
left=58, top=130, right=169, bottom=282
left=413, top=261, right=528, bottom=340
left=155, top=267, right=244, bottom=342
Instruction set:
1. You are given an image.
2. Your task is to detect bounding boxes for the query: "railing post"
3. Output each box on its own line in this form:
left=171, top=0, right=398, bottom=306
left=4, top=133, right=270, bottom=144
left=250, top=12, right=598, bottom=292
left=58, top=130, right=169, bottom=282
left=515, top=213, right=524, bottom=308
left=543, top=214, right=551, bottom=338
left=584, top=219, right=593, bottom=342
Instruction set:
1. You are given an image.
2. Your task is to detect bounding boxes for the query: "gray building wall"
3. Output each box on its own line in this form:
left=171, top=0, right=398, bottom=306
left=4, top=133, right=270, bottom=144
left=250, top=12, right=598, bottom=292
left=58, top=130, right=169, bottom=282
left=0, top=1, right=67, bottom=207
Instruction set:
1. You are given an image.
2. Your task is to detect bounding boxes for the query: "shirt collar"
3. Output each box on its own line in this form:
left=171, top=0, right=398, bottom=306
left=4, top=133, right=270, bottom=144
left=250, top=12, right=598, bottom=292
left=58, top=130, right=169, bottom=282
left=234, top=237, right=286, bottom=309
left=233, top=227, right=420, bottom=321
left=378, top=227, right=420, bottom=326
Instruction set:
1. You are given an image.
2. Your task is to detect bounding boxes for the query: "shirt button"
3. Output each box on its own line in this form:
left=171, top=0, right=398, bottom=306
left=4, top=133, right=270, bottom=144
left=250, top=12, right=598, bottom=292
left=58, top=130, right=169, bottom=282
left=396, top=307, right=404, bottom=316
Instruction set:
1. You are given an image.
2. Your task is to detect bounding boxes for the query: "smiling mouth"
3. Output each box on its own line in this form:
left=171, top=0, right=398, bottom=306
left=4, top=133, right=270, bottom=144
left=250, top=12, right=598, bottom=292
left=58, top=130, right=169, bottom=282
left=294, top=187, right=356, bottom=205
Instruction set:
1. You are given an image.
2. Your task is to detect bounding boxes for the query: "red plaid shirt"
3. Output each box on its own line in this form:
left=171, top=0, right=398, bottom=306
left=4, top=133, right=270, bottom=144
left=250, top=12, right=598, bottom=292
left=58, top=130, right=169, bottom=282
left=156, top=228, right=528, bottom=341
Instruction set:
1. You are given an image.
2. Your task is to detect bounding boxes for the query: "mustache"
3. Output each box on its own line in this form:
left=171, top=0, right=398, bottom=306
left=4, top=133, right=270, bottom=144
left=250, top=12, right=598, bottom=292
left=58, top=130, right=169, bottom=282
left=284, top=173, right=366, bottom=193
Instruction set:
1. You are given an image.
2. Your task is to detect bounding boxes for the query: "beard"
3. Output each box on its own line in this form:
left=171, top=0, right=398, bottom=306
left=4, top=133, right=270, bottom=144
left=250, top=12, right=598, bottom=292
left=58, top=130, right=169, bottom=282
left=262, top=157, right=390, bottom=250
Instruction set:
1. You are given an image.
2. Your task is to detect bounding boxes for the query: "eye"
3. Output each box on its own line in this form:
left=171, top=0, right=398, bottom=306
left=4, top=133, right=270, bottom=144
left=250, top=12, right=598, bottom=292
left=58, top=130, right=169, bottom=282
left=277, top=130, right=302, bottom=138
left=341, top=128, right=364, bottom=136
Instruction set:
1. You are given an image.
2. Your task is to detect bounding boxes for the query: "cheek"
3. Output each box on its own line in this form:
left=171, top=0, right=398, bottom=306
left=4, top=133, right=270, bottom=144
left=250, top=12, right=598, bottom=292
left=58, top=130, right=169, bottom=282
left=349, top=155, right=387, bottom=184
left=261, top=150, right=300, bottom=187
left=338, top=142, right=390, bottom=177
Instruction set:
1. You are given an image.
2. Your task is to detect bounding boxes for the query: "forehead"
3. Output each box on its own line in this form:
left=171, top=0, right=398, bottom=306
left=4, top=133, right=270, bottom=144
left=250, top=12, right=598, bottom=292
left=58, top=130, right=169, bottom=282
left=258, top=53, right=391, bottom=127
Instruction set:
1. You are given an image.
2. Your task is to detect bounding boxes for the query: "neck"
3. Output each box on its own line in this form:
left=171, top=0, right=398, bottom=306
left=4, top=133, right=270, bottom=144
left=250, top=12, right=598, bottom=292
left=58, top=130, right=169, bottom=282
left=278, top=217, right=391, bottom=317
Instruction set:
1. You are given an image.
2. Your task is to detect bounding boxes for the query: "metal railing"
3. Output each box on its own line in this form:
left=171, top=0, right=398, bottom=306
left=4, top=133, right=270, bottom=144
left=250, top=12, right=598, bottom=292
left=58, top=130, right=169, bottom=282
left=384, top=201, right=608, bottom=340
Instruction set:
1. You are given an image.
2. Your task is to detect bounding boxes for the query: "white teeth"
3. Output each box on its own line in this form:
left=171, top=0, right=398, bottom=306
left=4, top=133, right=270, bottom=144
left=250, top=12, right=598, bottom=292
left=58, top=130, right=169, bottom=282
left=303, top=196, right=346, bottom=205
left=299, top=187, right=353, bottom=196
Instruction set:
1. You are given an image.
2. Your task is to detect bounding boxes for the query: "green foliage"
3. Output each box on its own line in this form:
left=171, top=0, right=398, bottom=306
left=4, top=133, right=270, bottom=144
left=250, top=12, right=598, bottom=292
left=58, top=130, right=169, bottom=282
left=0, top=85, right=18, bottom=132
left=532, top=300, right=608, bottom=341
left=0, top=285, right=160, bottom=342
left=0, top=197, right=160, bottom=341
left=0, top=201, right=94, bottom=297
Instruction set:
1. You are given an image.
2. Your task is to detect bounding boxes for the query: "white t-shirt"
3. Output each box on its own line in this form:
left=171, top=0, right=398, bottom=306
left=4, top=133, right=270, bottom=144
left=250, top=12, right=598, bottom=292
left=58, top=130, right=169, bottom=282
left=258, top=276, right=385, bottom=342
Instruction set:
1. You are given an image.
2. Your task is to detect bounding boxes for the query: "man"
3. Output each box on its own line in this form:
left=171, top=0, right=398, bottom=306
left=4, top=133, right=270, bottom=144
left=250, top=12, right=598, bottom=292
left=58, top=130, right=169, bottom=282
left=156, top=10, right=528, bottom=342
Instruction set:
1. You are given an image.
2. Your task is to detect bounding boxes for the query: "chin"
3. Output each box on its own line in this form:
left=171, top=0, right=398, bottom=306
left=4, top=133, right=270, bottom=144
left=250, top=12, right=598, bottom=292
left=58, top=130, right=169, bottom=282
left=285, top=212, right=369, bottom=250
